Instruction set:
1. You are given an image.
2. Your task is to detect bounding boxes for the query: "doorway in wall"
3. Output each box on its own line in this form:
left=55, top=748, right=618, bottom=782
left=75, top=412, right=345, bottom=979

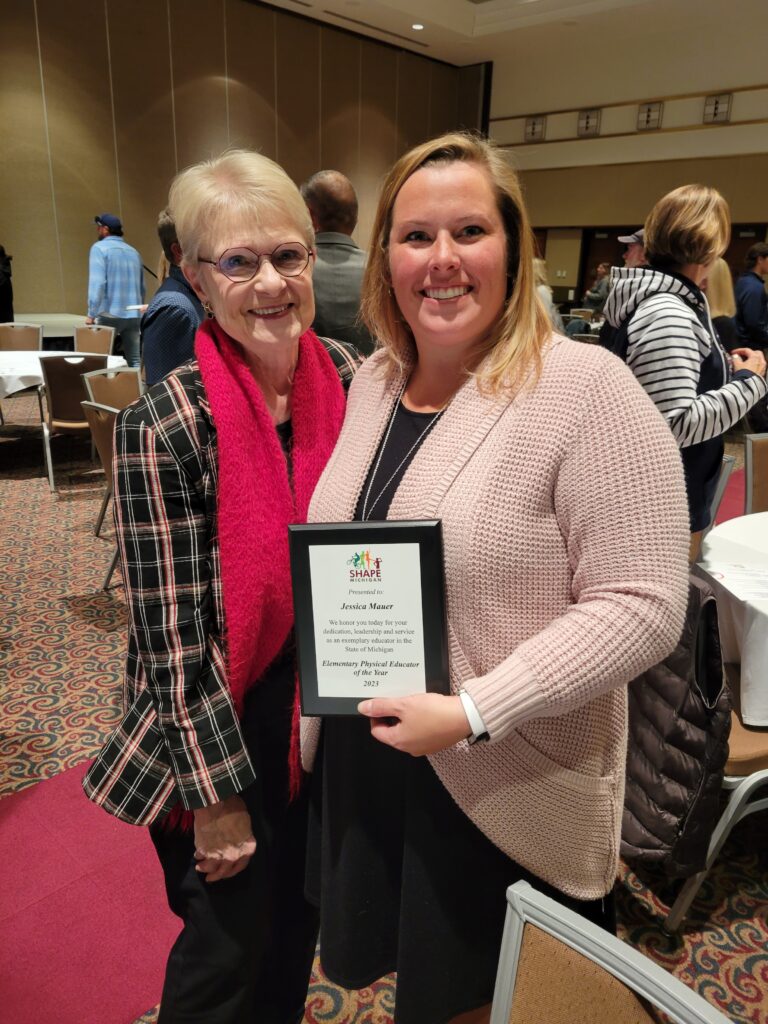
left=579, top=228, right=638, bottom=298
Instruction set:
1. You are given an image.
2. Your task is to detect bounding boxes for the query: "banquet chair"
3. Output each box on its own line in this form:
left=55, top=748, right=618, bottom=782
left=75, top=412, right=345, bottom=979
left=74, top=324, right=115, bottom=355
left=82, top=366, right=143, bottom=409
left=744, top=432, right=768, bottom=514
left=80, top=398, right=118, bottom=538
left=664, top=665, right=768, bottom=932
left=81, top=401, right=121, bottom=588
left=39, top=354, right=108, bottom=492
left=491, top=882, right=729, bottom=1024
left=568, top=308, right=594, bottom=322
left=564, top=318, right=591, bottom=339
left=0, top=322, right=43, bottom=350
left=702, top=454, right=735, bottom=538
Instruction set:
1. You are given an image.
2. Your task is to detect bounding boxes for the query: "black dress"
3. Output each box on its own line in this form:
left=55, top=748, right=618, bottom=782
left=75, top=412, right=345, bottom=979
left=306, top=403, right=615, bottom=1024
left=150, top=420, right=319, bottom=1024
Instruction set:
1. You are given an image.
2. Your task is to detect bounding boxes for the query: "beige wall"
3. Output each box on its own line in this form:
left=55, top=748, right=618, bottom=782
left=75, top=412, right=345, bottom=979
left=541, top=230, right=582, bottom=290
left=520, top=154, right=768, bottom=228
left=0, top=0, right=484, bottom=314
left=489, top=0, right=768, bottom=222
left=490, top=0, right=767, bottom=120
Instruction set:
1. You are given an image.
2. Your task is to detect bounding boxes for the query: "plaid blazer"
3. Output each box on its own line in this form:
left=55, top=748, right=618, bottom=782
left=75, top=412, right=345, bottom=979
left=83, top=338, right=360, bottom=826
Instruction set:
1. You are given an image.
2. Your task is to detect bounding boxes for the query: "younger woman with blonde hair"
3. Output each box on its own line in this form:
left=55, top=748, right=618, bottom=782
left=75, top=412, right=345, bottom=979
left=303, top=133, right=690, bottom=1023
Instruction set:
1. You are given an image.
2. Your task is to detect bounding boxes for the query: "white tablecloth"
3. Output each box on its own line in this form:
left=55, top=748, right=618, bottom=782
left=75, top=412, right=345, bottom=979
left=699, top=512, right=768, bottom=725
left=13, top=313, right=88, bottom=339
left=0, top=351, right=126, bottom=399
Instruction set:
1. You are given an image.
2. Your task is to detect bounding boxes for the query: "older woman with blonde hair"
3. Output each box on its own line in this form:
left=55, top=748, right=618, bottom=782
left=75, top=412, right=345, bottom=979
left=303, top=132, right=690, bottom=1023
left=83, top=149, right=359, bottom=1023
left=603, top=184, right=767, bottom=551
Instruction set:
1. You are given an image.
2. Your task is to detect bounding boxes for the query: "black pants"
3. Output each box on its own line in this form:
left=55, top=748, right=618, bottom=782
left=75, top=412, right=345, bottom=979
left=150, top=666, right=319, bottom=1024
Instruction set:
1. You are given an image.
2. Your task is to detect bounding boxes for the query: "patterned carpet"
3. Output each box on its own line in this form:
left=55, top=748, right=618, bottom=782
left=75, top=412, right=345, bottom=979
left=1, top=392, right=766, bottom=1024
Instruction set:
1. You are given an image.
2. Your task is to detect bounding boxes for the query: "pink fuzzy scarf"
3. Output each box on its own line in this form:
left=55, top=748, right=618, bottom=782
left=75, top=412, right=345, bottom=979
left=197, top=319, right=345, bottom=793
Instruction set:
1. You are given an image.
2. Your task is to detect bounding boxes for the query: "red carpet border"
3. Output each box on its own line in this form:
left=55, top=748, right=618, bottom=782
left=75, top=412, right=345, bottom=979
left=0, top=762, right=179, bottom=1024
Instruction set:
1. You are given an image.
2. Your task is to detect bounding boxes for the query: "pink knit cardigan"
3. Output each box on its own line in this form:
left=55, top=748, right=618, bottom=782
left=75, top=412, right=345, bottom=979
left=303, top=337, right=690, bottom=899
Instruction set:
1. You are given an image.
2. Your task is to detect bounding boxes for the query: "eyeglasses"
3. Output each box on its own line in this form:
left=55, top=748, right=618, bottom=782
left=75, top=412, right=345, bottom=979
left=198, top=242, right=313, bottom=281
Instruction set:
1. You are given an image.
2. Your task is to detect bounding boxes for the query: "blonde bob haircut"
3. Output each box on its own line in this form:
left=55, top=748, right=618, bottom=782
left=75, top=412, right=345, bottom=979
left=706, top=257, right=736, bottom=319
left=361, top=132, right=551, bottom=393
left=168, top=149, right=314, bottom=265
left=644, top=184, right=730, bottom=270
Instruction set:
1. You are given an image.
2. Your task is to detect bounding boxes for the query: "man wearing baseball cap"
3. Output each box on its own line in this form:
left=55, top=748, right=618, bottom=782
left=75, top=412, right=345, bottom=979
left=617, top=229, right=648, bottom=268
left=86, top=213, right=145, bottom=366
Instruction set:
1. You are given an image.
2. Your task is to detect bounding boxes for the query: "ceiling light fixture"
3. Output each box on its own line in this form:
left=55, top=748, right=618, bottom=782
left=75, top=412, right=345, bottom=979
left=412, top=23, right=424, bottom=30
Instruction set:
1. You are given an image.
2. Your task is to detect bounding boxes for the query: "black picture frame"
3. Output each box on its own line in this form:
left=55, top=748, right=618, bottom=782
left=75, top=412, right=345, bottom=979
left=288, top=520, right=449, bottom=715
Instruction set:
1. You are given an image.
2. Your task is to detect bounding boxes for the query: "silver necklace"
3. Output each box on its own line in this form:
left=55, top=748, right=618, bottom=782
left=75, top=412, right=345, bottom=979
left=361, top=380, right=446, bottom=522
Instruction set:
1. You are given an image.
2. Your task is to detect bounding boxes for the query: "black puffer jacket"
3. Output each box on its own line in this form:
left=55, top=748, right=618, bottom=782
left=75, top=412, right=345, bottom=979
left=621, top=575, right=731, bottom=877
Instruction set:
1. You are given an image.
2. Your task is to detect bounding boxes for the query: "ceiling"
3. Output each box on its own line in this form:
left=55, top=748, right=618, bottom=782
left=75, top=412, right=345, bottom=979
left=260, top=0, right=660, bottom=65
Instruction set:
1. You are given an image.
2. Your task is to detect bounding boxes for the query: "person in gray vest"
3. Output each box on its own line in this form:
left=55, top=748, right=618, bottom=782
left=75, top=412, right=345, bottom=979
left=301, top=170, right=375, bottom=356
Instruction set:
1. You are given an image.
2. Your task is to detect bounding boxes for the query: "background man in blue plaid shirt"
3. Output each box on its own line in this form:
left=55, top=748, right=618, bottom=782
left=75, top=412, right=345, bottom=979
left=86, top=212, right=145, bottom=366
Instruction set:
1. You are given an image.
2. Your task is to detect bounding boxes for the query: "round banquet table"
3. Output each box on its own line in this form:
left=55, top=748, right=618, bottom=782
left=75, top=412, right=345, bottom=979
left=699, top=512, right=768, bottom=725
left=0, top=351, right=126, bottom=400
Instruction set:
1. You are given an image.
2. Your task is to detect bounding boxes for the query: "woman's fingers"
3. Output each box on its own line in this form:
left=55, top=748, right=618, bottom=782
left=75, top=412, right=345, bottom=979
left=194, top=841, right=256, bottom=882
left=199, top=852, right=253, bottom=884
left=357, top=697, right=402, bottom=719
left=192, top=794, right=257, bottom=883
left=368, top=717, right=403, bottom=747
left=362, top=693, right=473, bottom=756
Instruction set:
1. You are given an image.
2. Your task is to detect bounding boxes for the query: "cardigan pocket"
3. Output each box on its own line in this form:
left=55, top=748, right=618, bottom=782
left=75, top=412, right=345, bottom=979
left=509, top=726, right=615, bottom=799
left=430, top=721, right=622, bottom=898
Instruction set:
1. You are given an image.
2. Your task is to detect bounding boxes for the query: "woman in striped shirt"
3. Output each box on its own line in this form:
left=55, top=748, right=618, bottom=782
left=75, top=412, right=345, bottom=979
left=603, top=184, right=767, bottom=554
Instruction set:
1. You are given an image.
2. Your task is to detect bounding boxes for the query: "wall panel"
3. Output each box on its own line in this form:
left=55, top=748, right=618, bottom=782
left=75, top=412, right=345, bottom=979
left=107, top=0, right=177, bottom=294
left=0, top=0, right=62, bottom=311
left=37, top=0, right=117, bottom=314
left=357, top=41, right=398, bottom=246
left=521, top=153, right=768, bottom=227
left=396, top=52, right=431, bottom=154
left=169, top=0, right=229, bottom=170
left=542, top=229, right=582, bottom=288
left=3, top=1, right=483, bottom=313
left=428, top=63, right=460, bottom=139
left=319, top=28, right=361, bottom=180
left=275, top=13, right=320, bottom=185
left=458, top=65, right=484, bottom=132
left=227, top=0, right=277, bottom=157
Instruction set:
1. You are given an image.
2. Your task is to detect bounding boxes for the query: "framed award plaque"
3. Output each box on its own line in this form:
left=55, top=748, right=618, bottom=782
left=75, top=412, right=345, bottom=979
left=288, top=520, right=449, bottom=715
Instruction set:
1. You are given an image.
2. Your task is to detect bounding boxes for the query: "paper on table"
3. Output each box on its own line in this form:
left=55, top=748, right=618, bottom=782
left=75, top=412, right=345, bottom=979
left=703, top=562, right=768, bottom=600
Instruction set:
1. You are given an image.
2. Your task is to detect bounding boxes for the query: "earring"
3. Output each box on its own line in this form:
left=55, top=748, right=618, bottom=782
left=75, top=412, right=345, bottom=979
left=203, top=301, right=214, bottom=319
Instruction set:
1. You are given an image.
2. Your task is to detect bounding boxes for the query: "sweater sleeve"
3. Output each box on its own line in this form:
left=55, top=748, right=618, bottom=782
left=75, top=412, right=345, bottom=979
left=463, top=357, right=690, bottom=741
left=114, top=402, right=257, bottom=809
left=625, top=295, right=767, bottom=447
